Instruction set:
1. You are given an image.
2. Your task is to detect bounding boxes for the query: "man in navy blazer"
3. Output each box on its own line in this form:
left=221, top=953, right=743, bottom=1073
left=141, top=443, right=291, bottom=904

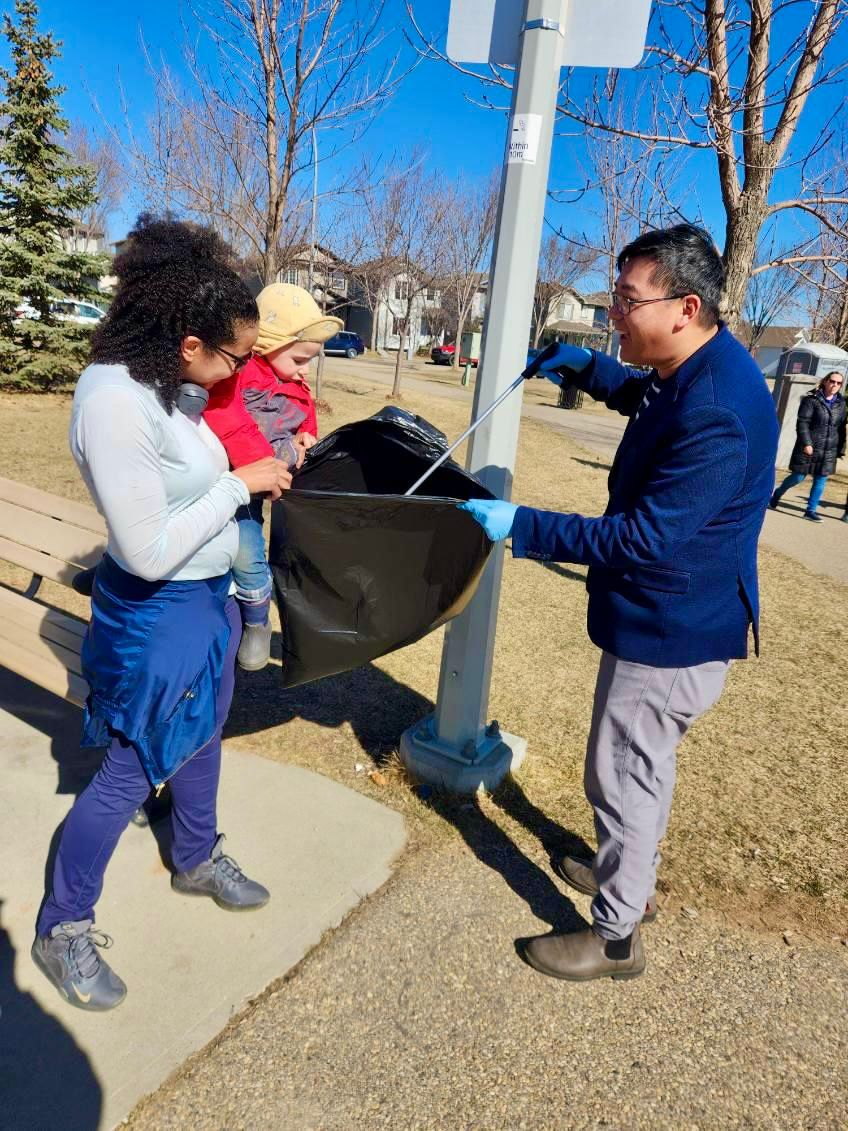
left=462, top=225, right=779, bottom=983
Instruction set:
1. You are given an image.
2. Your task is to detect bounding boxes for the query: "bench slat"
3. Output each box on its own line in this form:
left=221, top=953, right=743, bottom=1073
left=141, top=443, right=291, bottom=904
left=0, top=475, right=105, bottom=534
left=0, top=616, right=85, bottom=676
left=0, top=635, right=88, bottom=707
left=0, top=535, right=89, bottom=589
left=0, top=588, right=87, bottom=656
left=0, top=499, right=106, bottom=570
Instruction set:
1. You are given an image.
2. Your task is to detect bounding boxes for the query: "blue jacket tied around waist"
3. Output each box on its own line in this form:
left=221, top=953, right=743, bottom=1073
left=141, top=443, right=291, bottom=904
left=511, top=326, right=780, bottom=667
left=81, top=555, right=233, bottom=788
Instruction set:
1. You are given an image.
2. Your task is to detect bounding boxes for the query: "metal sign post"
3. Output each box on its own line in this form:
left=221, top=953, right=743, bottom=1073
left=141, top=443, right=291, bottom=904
left=400, top=0, right=650, bottom=793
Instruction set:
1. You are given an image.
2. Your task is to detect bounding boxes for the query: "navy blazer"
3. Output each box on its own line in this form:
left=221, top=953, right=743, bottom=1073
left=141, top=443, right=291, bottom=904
left=511, top=326, right=779, bottom=667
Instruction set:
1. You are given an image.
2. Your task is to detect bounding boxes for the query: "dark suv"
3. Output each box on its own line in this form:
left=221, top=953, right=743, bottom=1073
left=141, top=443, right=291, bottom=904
left=324, top=330, right=366, bottom=358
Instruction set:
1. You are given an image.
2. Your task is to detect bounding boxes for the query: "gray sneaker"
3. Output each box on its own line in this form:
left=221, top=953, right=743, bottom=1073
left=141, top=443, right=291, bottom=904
left=171, top=834, right=270, bottom=910
left=237, top=620, right=272, bottom=671
left=32, top=920, right=127, bottom=1011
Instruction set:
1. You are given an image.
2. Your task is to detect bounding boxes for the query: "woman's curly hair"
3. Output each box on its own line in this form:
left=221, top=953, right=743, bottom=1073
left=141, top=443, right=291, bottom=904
left=90, top=214, right=258, bottom=412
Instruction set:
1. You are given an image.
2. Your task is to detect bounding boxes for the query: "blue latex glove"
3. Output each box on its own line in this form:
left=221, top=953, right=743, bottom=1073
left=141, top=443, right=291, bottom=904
left=524, top=342, right=593, bottom=386
left=458, top=499, right=519, bottom=541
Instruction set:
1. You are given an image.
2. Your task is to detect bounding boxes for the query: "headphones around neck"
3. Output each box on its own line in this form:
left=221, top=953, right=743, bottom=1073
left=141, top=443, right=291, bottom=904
left=176, top=382, right=209, bottom=416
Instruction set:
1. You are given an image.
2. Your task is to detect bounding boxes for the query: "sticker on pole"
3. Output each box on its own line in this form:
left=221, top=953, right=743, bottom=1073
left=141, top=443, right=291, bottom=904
left=507, top=114, right=542, bottom=165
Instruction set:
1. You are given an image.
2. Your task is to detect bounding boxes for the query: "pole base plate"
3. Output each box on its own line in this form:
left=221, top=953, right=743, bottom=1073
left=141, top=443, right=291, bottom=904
left=399, top=715, right=528, bottom=795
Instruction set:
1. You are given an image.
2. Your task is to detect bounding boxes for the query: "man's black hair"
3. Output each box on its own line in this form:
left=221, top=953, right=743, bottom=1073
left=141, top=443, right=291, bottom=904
left=617, top=224, right=725, bottom=328
left=91, top=214, right=258, bottom=412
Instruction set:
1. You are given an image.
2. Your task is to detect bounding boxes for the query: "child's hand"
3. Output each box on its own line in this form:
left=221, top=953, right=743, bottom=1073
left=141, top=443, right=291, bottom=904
left=296, top=431, right=318, bottom=450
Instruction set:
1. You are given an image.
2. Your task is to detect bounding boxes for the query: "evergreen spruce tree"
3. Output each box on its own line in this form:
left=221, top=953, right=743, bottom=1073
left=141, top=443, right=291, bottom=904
left=0, top=0, right=110, bottom=389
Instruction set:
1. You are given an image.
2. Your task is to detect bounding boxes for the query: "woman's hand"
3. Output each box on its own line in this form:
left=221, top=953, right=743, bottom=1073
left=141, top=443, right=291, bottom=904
left=295, top=431, right=318, bottom=450
left=803, top=444, right=814, bottom=456
left=233, top=457, right=292, bottom=500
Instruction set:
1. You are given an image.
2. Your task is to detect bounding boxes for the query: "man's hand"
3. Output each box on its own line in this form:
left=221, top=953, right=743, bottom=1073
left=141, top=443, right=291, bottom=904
left=803, top=444, right=814, bottom=456
left=524, top=342, right=593, bottom=385
left=458, top=499, right=518, bottom=541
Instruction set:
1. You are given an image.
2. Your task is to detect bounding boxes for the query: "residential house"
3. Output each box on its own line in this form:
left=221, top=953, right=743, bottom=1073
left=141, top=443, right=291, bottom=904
left=346, top=263, right=444, bottom=355
left=271, top=244, right=352, bottom=323
left=541, top=287, right=610, bottom=345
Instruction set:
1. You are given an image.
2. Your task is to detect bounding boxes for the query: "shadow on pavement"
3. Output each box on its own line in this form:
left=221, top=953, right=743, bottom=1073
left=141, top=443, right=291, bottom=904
left=0, top=901, right=102, bottom=1130
left=0, top=669, right=107, bottom=930
left=425, top=778, right=593, bottom=934
left=0, top=668, right=101, bottom=798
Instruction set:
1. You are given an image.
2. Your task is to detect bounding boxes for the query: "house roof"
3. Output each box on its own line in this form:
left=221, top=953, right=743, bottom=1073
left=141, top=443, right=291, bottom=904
left=583, top=291, right=611, bottom=307
left=746, top=325, right=806, bottom=349
left=547, top=318, right=608, bottom=336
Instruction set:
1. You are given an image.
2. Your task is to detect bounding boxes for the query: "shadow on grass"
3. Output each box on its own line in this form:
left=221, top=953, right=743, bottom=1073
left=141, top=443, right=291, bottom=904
left=571, top=456, right=613, bottom=472
left=541, top=560, right=588, bottom=585
left=226, top=650, right=434, bottom=764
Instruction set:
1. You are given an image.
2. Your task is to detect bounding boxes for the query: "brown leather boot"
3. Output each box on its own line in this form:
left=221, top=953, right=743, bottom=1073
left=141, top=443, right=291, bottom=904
left=553, top=854, right=658, bottom=923
left=523, top=925, right=645, bottom=982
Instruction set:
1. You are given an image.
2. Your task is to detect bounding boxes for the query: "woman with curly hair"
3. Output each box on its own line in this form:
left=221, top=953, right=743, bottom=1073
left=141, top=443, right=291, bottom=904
left=769, top=371, right=846, bottom=521
left=32, top=215, right=292, bottom=1012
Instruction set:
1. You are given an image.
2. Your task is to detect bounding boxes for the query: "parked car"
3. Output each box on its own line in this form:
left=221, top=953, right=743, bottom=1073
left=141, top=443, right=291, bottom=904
left=431, top=344, right=543, bottom=370
left=13, top=298, right=106, bottom=325
left=430, top=342, right=480, bottom=367
left=52, top=299, right=107, bottom=325
left=323, top=330, right=365, bottom=358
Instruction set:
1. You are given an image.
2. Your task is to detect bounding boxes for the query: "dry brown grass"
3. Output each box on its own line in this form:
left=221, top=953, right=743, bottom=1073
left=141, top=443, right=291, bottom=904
left=2, top=384, right=846, bottom=940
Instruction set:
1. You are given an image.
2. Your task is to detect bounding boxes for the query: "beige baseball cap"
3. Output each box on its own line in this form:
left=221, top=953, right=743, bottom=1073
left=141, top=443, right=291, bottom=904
left=253, top=283, right=344, bottom=355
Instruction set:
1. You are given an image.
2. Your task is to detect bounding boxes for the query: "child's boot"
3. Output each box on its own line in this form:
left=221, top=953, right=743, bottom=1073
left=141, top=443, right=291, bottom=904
left=238, top=599, right=272, bottom=671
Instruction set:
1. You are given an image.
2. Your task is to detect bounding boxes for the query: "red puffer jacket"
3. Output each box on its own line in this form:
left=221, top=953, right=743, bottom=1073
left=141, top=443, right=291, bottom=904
left=203, top=355, right=319, bottom=468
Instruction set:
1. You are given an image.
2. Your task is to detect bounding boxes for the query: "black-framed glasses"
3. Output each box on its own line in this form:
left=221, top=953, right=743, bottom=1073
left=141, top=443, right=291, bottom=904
left=211, top=345, right=254, bottom=372
left=609, top=292, right=691, bottom=316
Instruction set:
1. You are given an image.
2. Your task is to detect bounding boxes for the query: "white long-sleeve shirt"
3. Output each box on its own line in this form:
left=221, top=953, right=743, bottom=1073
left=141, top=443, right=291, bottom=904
left=70, top=363, right=250, bottom=582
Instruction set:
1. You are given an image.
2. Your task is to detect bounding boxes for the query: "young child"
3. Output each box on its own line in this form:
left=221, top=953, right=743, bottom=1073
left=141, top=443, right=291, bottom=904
left=204, top=283, right=343, bottom=670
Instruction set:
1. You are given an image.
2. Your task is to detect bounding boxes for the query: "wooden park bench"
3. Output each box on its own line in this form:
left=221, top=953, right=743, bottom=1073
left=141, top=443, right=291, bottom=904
left=0, top=476, right=106, bottom=708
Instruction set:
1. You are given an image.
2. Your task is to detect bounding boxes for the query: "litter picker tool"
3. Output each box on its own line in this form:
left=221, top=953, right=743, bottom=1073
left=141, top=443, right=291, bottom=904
left=403, top=366, right=537, bottom=497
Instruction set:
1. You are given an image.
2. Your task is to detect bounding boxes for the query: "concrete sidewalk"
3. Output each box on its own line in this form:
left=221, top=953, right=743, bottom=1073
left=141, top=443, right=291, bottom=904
left=0, top=670, right=406, bottom=1130
left=127, top=843, right=848, bottom=1130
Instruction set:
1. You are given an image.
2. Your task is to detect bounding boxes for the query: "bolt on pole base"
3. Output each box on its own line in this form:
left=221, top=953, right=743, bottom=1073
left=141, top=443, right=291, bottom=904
left=399, top=715, right=528, bottom=795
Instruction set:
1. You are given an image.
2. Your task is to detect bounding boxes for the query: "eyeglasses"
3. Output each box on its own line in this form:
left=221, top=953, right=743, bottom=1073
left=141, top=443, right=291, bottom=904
left=609, top=292, right=690, bottom=317
left=211, top=345, right=254, bottom=372
left=824, top=377, right=843, bottom=386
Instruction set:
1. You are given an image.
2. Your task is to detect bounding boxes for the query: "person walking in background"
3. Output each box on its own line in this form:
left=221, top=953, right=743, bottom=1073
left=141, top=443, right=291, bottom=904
left=769, top=372, right=846, bottom=522
left=33, top=216, right=292, bottom=1012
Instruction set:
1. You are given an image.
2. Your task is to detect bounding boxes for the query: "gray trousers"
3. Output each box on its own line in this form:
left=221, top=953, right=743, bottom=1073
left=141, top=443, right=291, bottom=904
left=586, top=652, right=730, bottom=940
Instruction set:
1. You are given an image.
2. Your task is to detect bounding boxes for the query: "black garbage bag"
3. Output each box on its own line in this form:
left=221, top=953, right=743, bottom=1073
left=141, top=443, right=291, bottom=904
left=269, top=408, right=494, bottom=688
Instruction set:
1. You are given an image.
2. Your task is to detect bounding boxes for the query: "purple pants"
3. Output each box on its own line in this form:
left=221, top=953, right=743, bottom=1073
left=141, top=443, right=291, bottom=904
left=37, top=598, right=241, bottom=937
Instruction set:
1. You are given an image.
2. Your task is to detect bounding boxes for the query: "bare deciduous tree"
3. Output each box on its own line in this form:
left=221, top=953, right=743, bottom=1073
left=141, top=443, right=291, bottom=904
left=122, top=1, right=407, bottom=283
left=531, top=234, right=597, bottom=347
left=742, top=262, right=799, bottom=351
left=65, top=122, right=126, bottom=240
left=407, top=1, right=848, bottom=330
left=441, top=172, right=498, bottom=367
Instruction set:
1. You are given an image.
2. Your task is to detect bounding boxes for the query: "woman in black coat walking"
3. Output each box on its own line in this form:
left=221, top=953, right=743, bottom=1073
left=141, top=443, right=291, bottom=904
left=770, top=372, right=846, bottom=521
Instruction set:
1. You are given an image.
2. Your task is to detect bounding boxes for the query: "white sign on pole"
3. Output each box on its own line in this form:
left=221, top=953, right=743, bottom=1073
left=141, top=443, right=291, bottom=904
left=447, top=0, right=653, bottom=69
left=507, top=113, right=543, bottom=164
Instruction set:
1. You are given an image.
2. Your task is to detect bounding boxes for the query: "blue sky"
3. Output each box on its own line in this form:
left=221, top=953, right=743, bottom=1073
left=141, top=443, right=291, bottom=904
left=5, top=0, right=847, bottom=284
